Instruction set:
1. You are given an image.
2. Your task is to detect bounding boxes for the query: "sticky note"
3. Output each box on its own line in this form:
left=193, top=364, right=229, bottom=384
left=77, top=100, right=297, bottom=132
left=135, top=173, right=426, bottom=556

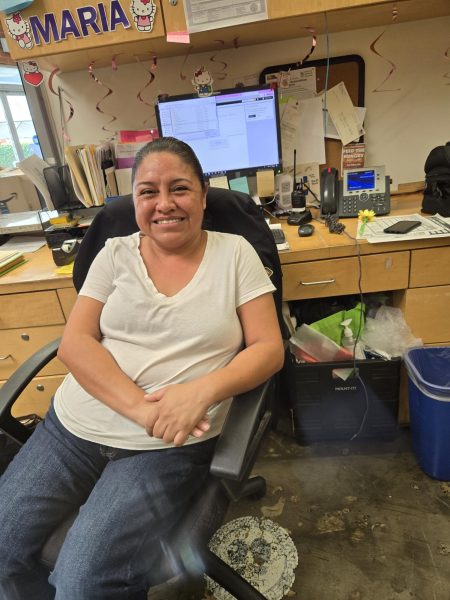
left=256, top=169, right=275, bottom=197
left=55, top=263, right=74, bottom=275
left=166, top=31, right=190, bottom=44
left=229, top=176, right=250, bottom=194
left=209, top=176, right=229, bottom=190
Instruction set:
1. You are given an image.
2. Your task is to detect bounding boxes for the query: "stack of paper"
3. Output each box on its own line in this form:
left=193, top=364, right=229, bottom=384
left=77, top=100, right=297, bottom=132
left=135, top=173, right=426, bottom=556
left=0, top=250, right=26, bottom=277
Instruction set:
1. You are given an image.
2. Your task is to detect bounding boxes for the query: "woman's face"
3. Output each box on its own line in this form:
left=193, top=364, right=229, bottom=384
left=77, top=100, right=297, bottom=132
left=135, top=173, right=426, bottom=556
left=133, top=151, right=207, bottom=251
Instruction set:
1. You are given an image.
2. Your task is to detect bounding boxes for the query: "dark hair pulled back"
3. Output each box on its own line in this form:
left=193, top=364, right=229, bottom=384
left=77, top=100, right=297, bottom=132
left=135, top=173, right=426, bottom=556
left=131, top=137, right=206, bottom=189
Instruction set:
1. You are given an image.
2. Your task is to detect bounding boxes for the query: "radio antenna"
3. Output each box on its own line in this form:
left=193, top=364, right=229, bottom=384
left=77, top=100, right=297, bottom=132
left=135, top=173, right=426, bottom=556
left=293, top=149, right=297, bottom=190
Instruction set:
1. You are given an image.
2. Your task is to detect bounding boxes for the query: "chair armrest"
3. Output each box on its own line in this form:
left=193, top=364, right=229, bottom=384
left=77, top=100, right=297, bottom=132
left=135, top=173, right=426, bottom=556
left=0, top=338, right=60, bottom=443
left=210, top=379, right=272, bottom=482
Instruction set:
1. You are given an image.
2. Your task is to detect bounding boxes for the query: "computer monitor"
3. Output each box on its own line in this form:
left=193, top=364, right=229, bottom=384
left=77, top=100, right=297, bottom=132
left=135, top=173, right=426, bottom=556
left=155, top=84, right=282, bottom=179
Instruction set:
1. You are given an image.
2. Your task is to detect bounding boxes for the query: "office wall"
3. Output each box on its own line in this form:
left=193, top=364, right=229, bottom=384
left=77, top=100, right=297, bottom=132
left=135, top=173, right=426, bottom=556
left=45, top=15, right=450, bottom=188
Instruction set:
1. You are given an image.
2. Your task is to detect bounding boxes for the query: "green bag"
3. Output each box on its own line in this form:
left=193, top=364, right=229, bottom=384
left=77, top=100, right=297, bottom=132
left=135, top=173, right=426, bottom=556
left=310, top=303, right=365, bottom=346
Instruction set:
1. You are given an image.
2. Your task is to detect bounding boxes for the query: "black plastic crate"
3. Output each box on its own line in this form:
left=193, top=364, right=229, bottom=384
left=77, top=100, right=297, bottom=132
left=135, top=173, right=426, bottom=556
left=285, top=353, right=401, bottom=444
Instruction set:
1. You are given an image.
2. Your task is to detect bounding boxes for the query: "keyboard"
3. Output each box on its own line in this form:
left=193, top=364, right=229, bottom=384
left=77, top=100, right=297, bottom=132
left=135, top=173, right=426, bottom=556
left=271, top=228, right=286, bottom=245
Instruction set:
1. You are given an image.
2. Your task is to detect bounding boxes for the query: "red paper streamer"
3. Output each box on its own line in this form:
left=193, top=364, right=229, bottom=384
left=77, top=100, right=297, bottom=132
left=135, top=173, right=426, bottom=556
left=135, top=55, right=158, bottom=125
left=179, top=45, right=193, bottom=80
left=370, top=8, right=401, bottom=93
left=48, top=67, right=74, bottom=142
left=111, top=54, right=121, bottom=71
left=295, top=27, right=317, bottom=67
left=209, top=40, right=228, bottom=81
left=88, top=61, right=117, bottom=135
left=444, top=46, right=450, bottom=85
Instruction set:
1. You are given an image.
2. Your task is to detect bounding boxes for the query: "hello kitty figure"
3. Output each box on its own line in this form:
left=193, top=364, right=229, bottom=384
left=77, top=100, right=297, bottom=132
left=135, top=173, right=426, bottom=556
left=21, top=60, right=43, bottom=86
left=192, top=66, right=214, bottom=98
left=5, top=12, right=33, bottom=49
left=130, top=0, right=156, bottom=32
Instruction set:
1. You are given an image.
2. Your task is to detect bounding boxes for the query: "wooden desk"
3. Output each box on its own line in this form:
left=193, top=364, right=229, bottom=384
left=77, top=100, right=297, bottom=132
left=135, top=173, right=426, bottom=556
left=0, top=246, right=76, bottom=418
left=278, top=191, right=450, bottom=423
left=278, top=192, right=450, bottom=345
left=1, top=192, right=449, bottom=421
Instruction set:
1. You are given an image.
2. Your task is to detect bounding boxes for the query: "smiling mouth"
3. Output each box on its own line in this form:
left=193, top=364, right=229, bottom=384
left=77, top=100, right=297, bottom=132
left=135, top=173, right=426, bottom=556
left=153, top=217, right=185, bottom=224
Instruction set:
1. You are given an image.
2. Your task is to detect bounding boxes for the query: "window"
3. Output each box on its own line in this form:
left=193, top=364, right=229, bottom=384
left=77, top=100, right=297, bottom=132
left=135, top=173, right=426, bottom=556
left=0, top=65, right=42, bottom=168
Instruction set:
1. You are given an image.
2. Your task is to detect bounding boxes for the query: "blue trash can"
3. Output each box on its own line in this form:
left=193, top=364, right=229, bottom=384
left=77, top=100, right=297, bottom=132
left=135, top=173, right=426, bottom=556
left=404, top=347, right=450, bottom=480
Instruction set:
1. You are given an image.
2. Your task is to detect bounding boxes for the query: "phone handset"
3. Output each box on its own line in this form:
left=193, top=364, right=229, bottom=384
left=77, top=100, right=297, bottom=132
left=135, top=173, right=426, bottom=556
left=320, top=167, right=339, bottom=216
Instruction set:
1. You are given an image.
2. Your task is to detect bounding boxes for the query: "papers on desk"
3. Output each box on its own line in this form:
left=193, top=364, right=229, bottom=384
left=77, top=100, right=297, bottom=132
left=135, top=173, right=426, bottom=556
left=0, top=235, right=46, bottom=253
left=17, top=155, right=54, bottom=210
left=0, top=211, right=45, bottom=235
left=358, top=213, right=450, bottom=243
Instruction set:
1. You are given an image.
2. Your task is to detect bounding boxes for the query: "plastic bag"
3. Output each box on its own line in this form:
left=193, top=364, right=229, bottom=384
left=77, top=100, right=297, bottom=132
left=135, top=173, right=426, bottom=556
left=361, top=305, right=422, bottom=359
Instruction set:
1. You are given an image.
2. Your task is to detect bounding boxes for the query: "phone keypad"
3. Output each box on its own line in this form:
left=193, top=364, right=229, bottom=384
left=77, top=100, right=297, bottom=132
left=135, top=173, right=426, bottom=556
left=341, top=195, right=389, bottom=217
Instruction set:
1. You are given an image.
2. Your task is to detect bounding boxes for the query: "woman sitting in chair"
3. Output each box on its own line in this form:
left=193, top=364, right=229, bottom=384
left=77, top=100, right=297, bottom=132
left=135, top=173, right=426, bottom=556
left=0, top=137, right=284, bottom=599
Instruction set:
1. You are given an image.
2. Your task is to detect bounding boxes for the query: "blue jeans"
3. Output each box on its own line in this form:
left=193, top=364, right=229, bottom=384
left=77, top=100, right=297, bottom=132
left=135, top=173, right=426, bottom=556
left=0, top=405, right=216, bottom=599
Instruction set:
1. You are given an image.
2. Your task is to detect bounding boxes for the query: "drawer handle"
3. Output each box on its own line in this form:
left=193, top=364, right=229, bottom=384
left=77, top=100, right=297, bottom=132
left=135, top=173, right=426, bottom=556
left=36, top=384, right=45, bottom=392
left=0, top=354, right=13, bottom=361
left=300, top=279, right=336, bottom=286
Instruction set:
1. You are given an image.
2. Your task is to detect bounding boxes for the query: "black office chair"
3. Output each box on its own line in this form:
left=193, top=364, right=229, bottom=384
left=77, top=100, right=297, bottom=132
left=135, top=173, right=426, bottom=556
left=0, top=188, right=284, bottom=599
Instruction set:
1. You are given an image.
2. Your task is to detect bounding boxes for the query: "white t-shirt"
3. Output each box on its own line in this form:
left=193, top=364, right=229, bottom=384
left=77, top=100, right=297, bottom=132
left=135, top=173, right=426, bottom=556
left=54, top=231, right=275, bottom=450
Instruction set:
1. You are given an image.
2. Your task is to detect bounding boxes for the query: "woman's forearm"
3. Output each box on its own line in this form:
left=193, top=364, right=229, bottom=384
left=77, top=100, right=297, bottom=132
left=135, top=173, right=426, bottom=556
left=58, top=334, right=147, bottom=424
left=197, top=340, right=284, bottom=409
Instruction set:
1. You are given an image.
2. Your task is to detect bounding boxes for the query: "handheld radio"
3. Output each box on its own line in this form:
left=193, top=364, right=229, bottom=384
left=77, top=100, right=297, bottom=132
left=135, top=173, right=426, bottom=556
left=288, top=149, right=312, bottom=226
left=291, top=149, right=306, bottom=213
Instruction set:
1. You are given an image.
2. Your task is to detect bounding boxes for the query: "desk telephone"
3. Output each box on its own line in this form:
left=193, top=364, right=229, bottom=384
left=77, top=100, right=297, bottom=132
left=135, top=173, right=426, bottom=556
left=320, top=166, right=390, bottom=217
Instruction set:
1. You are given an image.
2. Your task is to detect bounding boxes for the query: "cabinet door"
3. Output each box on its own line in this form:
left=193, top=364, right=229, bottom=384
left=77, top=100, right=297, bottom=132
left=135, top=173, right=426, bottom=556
left=395, top=286, right=450, bottom=343
left=268, top=0, right=393, bottom=19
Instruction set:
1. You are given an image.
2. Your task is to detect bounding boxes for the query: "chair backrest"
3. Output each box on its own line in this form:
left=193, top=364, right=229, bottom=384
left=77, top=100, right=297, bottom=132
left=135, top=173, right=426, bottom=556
left=73, top=187, right=283, bottom=326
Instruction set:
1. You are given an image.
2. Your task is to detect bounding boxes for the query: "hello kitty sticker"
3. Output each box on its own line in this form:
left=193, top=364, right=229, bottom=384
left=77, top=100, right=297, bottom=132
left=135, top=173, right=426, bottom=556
left=192, top=66, right=214, bottom=97
left=21, top=60, right=43, bottom=86
left=5, top=12, right=33, bottom=49
left=130, top=0, right=156, bottom=32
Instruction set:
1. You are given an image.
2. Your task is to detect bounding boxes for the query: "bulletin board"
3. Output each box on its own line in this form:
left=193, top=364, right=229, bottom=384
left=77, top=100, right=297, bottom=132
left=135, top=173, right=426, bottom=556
left=259, top=54, right=365, bottom=172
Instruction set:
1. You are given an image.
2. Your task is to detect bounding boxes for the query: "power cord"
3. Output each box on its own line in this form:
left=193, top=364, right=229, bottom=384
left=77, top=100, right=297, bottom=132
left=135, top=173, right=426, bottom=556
left=324, top=214, right=346, bottom=234
left=342, top=229, right=369, bottom=441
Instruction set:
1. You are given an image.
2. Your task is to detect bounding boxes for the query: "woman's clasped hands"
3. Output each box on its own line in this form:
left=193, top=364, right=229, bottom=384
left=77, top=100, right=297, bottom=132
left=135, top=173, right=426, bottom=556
left=142, top=381, right=211, bottom=446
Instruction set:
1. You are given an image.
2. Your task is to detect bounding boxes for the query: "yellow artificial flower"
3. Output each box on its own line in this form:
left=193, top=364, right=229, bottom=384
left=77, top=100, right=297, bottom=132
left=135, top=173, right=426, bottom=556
left=358, top=209, right=375, bottom=222
left=357, top=209, right=376, bottom=236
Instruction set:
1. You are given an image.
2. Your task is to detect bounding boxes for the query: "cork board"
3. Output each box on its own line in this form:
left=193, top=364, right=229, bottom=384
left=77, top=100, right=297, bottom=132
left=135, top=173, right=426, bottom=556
left=259, top=54, right=365, bottom=171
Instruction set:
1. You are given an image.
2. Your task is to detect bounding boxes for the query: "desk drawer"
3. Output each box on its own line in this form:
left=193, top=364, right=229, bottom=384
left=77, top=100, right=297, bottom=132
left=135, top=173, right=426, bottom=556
left=396, top=285, right=450, bottom=343
left=410, top=247, right=450, bottom=287
left=0, top=325, right=65, bottom=380
left=282, top=252, right=409, bottom=301
left=0, top=374, right=65, bottom=419
left=0, top=291, right=65, bottom=329
left=57, top=287, right=77, bottom=321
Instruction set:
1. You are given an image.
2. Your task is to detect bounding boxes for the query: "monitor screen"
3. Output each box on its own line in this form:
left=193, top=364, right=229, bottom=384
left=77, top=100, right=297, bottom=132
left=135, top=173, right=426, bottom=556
left=155, top=85, right=282, bottom=178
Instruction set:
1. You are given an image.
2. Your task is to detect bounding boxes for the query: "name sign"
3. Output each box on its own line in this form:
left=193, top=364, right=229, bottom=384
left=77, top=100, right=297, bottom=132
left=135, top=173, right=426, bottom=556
left=5, top=0, right=156, bottom=51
